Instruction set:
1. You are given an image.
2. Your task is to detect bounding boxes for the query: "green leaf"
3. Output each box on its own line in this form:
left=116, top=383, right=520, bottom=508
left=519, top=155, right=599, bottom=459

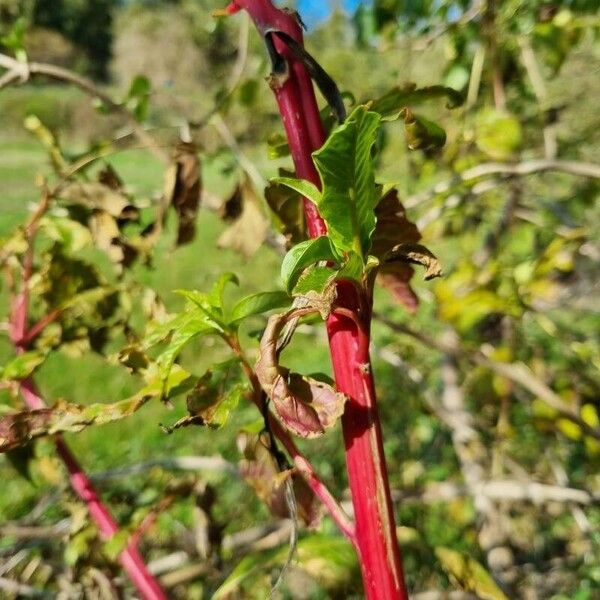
left=398, top=108, right=446, bottom=150
left=292, top=265, right=338, bottom=296
left=40, top=216, right=92, bottom=254
left=312, top=105, right=381, bottom=257
left=281, top=236, right=337, bottom=292
left=207, top=272, right=239, bottom=311
left=2, top=352, right=46, bottom=381
left=229, top=291, right=290, bottom=324
left=271, top=176, right=321, bottom=206
left=435, top=547, right=509, bottom=600
left=475, top=109, right=522, bottom=160
left=266, top=133, right=290, bottom=159
left=370, top=83, right=465, bottom=117
left=125, top=75, right=151, bottom=122
left=175, top=290, right=228, bottom=333
left=154, top=312, right=215, bottom=383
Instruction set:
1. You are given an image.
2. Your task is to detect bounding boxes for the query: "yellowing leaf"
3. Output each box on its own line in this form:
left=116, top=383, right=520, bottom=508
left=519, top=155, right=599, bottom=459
left=435, top=547, right=509, bottom=600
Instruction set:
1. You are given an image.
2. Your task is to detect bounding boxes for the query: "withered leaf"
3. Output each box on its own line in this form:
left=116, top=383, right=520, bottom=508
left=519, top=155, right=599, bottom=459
left=371, top=188, right=422, bottom=312
left=384, top=243, right=443, bottom=280
left=89, top=211, right=137, bottom=272
left=217, top=176, right=270, bottom=258
left=97, top=164, right=123, bottom=191
left=237, top=431, right=319, bottom=526
left=59, top=182, right=138, bottom=220
left=0, top=395, right=150, bottom=453
left=256, top=312, right=346, bottom=438
left=165, top=141, right=202, bottom=245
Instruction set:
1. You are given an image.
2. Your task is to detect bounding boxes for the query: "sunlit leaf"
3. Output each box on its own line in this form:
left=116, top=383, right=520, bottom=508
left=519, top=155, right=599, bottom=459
left=229, top=291, right=291, bottom=324
left=281, top=236, right=337, bottom=292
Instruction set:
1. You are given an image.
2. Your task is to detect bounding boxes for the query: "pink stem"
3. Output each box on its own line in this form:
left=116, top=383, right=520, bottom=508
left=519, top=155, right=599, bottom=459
left=19, top=379, right=167, bottom=599
left=234, top=2, right=409, bottom=597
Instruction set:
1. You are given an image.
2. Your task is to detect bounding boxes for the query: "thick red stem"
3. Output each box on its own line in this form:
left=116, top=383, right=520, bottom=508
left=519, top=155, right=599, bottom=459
left=234, top=2, right=409, bottom=597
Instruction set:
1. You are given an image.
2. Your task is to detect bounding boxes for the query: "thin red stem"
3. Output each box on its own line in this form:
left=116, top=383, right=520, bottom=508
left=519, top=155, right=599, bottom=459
left=234, top=2, right=409, bottom=597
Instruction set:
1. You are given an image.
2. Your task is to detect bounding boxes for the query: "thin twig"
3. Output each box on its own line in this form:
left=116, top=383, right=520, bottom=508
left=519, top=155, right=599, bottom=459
left=405, top=159, right=600, bottom=207
left=0, top=52, right=168, bottom=164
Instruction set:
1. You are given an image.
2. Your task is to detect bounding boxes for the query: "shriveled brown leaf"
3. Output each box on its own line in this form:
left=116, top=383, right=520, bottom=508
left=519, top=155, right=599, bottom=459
left=0, top=395, right=150, bottom=453
left=218, top=185, right=243, bottom=221
left=89, top=211, right=137, bottom=272
left=384, top=243, right=443, bottom=280
left=217, top=177, right=269, bottom=258
left=165, top=141, right=202, bottom=245
left=371, top=188, right=422, bottom=312
left=256, top=312, right=346, bottom=438
left=97, top=164, right=124, bottom=191
left=59, top=182, right=138, bottom=220
left=237, top=431, right=319, bottom=526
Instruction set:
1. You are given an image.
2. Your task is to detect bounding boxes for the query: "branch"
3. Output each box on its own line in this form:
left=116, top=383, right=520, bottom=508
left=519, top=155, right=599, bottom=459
left=374, top=314, right=600, bottom=441
left=405, top=159, right=600, bottom=207
left=387, top=480, right=599, bottom=506
left=0, top=52, right=168, bottom=164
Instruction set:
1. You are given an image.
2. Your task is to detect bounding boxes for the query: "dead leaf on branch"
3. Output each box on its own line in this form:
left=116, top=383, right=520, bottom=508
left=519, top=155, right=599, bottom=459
left=237, top=431, right=319, bottom=526
left=256, top=311, right=346, bottom=438
left=384, top=243, right=443, bottom=280
left=0, top=395, right=151, bottom=453
left=59, top=181, right=138, bottom=220
left=371, top=189, right=422, bottom=312
left=217, top=176, right=270, bottom=258
left=166, top=141, right=202, bottom=245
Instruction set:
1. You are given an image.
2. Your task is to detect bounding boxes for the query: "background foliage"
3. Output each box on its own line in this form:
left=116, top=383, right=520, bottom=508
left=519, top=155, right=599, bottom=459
left=0, top=0, right=599, bottom=598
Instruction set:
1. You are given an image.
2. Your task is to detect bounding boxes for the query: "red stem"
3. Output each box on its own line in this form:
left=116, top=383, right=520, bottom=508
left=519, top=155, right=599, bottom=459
left=19, top=379, right=167, bottom=600
left=232, top=2, right=409, bottom=597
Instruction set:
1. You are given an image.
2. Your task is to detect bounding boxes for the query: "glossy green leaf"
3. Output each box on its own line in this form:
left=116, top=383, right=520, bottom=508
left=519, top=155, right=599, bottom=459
left=312, top=105, right=381, bottom=257
left=281, top=236, right=338, bottom=292
left=207, top=272, right=239, bottom=311
left=229, top=291, right=290, bottom=324
left=271, top=176, right=322, bottom=206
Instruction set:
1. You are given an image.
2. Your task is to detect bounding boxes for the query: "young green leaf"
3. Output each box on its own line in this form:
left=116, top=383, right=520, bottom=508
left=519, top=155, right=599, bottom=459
left=207, top=272, right=239, bottom=311
left=311, top=105, right=381, bottom=257
left=271, top=176, right=322, bottom=206
left=399, top=108, right=446, bottom=150
left=229, top=291, right=291, bottom=324
left=281, top=236, right=337, bottom=292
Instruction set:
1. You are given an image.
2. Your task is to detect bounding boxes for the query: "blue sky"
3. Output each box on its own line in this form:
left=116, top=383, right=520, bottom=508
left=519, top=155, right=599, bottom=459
left=295, top=0, right=368, bottom=28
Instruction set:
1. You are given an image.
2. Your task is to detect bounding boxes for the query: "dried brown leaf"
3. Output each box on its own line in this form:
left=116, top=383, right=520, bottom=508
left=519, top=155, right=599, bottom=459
left=166, top=141, right=202, bottom=245
left=237, top=431, right=319, bottom=526
left=217, top=177, right=269, bottom=258
left=384, top=243, right=443, bottom=280
left=371, top=189, right=422, bottom=312
left=59, top=182, right=138, bottom=220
